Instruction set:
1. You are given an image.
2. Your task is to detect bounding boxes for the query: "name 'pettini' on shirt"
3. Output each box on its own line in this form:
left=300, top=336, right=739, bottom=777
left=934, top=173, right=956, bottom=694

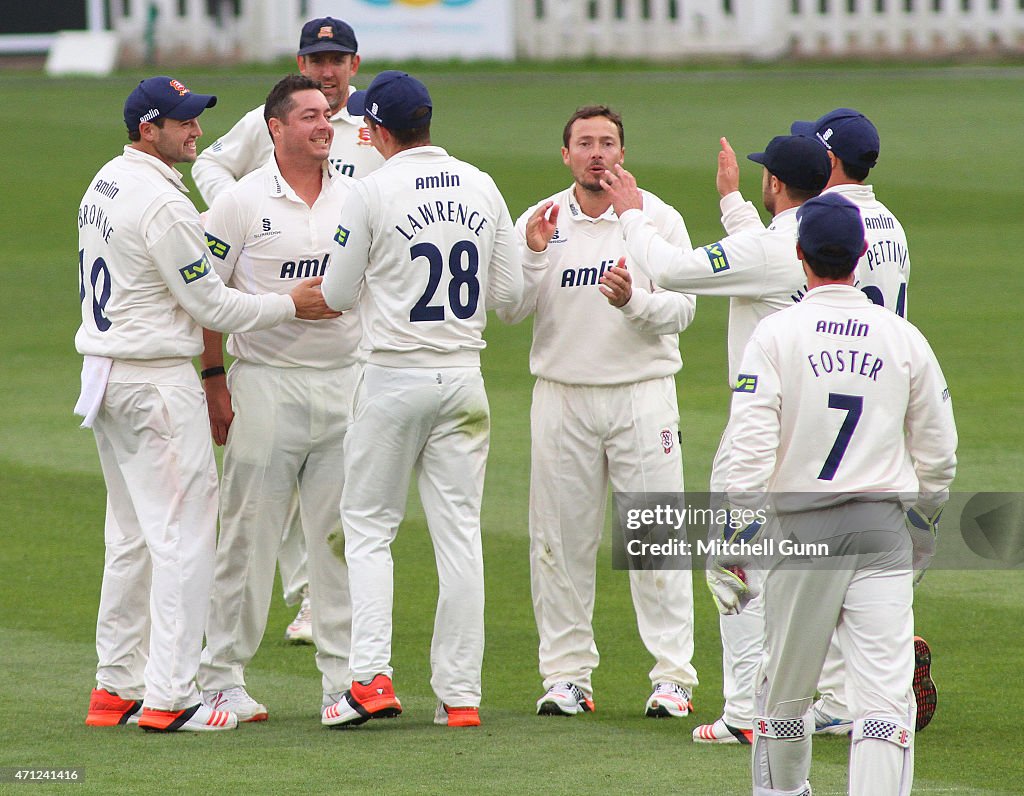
left=395, top=201, right=488, bottom=240
left=806, top=348, right=884, bottom=381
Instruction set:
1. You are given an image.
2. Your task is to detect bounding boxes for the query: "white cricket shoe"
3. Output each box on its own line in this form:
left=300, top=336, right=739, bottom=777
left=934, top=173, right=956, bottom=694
left=812, top=699, right=853, bottom=736
left=284, top=592, right=313, bottom=643
left=644, top=682, right=693, bottom=718
left=138, top=703, right=238, bottom=732
left=536, top=682, right=595, bottom=716
left=693, top=717, right=753, bottom=744
left=202, top=686, right=268, bottom=722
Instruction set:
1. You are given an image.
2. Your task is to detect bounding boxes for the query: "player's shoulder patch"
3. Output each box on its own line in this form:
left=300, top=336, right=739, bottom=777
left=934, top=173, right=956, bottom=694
left=702, top=242, right=730, bottom=273
left=205, top=232, right=230, bottom=260
left=334, top=224, right=350, bottom=247
left=179, top=254, right=212, bottom=284
left=733, top=374, right=758, bottom=393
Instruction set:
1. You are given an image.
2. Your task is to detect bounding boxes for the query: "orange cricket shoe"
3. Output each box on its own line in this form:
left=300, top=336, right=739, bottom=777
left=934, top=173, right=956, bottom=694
left=86, top=688, right=143, bottom=727
left=434, top=703, right=481, bottom=727
left=138, top=703, right=238, bottom=732
left=321, top=674, right=402, bottom=728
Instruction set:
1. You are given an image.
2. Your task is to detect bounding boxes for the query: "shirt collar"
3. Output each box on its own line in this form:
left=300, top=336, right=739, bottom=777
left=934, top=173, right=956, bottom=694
left=122, top=145, right=189, bottom=194
left=564, top=185, right=617, bottom=223
left=264, top=154, right=334, bottom=199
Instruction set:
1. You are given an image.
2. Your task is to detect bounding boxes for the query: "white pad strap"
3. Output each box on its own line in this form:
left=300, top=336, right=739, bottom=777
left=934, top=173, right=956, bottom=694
left=754, top=712, right=814, bottom=741
left=852, top=716, right=913, bottom=748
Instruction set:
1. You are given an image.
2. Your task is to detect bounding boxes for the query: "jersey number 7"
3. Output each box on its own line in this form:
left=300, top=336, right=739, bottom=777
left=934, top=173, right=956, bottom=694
left=817, top=393, right=863, bottom=481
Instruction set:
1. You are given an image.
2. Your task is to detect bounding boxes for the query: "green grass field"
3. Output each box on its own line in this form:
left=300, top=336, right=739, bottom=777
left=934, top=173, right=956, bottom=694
left=0, top=61, right=1022, bottom=794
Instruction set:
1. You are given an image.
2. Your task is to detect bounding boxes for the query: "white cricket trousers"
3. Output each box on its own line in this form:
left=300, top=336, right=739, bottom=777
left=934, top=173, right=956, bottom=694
left=278, top=493, right=309, bottom=606
left=753, top=502, right=916, bottom=796
left=710, top=422, right=763, bottom=729
left=530, top=376, right=697, bottom=697
left=342, top=363, right=490, bottom=707
left=712, top=427, right=893, bottom=734
left=199, top=362, right=357, bottom=697
left=92, top=360, right=217, bottom=710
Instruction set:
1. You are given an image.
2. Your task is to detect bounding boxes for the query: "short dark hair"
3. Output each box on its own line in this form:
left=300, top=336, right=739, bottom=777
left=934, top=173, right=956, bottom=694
left=127, top=115, right=164, bottom=142
left=264, top=74, right=323, bottom=141
left=787, top=184, right=823, bottom=205
left=803, top=247, right=859, bottom=280
left=368, top=107, right=431, bottom=146
left=562, top=105, right=624, bottom=148
left=839, top=156, right=871, bottom=182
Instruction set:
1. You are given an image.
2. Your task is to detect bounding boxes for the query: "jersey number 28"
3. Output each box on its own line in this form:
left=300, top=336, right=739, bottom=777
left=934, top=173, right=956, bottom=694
left=409, top=240, right=480, bottom=322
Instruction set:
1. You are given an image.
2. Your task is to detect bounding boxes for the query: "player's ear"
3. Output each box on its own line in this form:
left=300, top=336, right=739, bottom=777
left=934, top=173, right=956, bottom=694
left=349, top=54, right=361, bottom=75
left=296, top=55, right=306, bottom=73
left=561, top=147, right=570, bottom=167
left=138, top=121, right=158, bottom=143
left=267, top=117, right=283, bottom=141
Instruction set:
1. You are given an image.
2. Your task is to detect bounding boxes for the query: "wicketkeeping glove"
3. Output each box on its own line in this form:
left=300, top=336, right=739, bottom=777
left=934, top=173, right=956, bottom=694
left=705, top=505, right=765, bottom=616
left=706, top=559, right=759, bottom=615
left=906, top=504, right=942, bottom=583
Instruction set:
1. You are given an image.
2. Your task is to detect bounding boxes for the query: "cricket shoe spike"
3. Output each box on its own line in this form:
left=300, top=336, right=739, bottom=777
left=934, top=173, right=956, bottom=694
left=536, top=682, right=594, bottom=716
left=85, top=688, right=142, bottom=726
left=812, top=700, right=853, bottom=736
left=138, top=703, right=237, bottom=732
left=913, top=635, right=937, bottom=731
left=645, top=682, right=693, bottom=718
left=434, top=702, right=481, bottom=727
left=202, top=686, right=268, bottom=722
left=692, top=717, right=753, bottom=745
left=322, top=674, right=402, bottom=728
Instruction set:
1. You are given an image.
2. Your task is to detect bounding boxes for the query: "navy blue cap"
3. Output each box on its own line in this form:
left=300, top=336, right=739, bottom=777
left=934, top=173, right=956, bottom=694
left=791, top=108, right=880, bottom=169
left=124, top=76, right=216, bottom=133
left=796, top=193, right=867, bottom=268
left=297, top=17, right=357, bottom=56
left=748, top=135, right=831, bottom=193
left=348, top=71, right=432, bottom=131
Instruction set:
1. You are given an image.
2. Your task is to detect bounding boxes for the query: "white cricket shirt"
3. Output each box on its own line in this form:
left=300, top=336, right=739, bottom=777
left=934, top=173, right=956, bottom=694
left=619, top=191, right=806, bottom=385
left=203, top=156, right=362, bottom=369
left=192, top=90, right=384, bottom=206
left=497, top=185, right=696, bottom=386
left=823, top=183, right=911, bottom=317
left=726, top=285, right=956, bottom=500
left=322, top=145, right=524, bottom=368
left=75, top=147, right=295, bottom=361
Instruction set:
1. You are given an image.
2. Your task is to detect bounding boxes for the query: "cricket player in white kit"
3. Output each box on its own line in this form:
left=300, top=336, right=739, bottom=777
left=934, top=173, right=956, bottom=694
left=320, top=71, right=524, bottom=729
left=787, top=110, right=933, bottom=735
left=601, top=135, right=831, bottom=743
left=792, top=109, right=910, bottom=318
left=496, top=106, right=699, bottom=718
left=717, top=192, right=957, bottom=796
left=193, top=17, right=382, bottom=205
left=195, top=75, right=361, bottom=722
left=193, top=17, right=383, bottom=643
left=77, top=76, right=339, bottom=732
